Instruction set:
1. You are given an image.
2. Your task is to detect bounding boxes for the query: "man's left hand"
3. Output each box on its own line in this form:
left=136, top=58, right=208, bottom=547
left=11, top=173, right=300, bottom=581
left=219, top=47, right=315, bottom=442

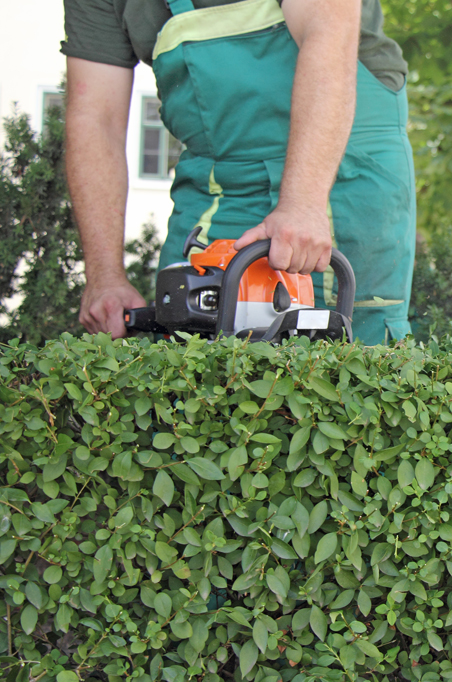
left=234, top=205, right=332, bottom=274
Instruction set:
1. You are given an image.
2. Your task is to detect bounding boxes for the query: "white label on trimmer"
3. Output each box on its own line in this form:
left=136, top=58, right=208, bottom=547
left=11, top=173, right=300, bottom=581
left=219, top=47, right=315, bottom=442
left=297, top=309, right=330, bottom=330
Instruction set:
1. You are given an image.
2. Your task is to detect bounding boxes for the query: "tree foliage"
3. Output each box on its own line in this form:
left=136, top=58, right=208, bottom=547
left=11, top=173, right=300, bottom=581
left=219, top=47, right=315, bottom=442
left=0, top=104, right=84, bottom=345
left=382, top=0, right=452, bottom=237
left=0, top=106, right=160, bottom=346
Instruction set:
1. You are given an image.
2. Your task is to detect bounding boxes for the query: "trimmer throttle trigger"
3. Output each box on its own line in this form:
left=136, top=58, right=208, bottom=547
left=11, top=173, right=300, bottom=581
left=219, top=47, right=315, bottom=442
left=182, top=226, right=208, bottom=258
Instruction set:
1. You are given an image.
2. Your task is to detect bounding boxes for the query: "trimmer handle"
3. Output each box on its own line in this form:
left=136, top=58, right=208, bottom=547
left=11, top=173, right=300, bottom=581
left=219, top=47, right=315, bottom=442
left=215, top=240, right=356, bottom=337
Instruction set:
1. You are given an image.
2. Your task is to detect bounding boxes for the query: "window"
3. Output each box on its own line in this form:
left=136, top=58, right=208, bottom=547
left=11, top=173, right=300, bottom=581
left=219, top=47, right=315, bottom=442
left=43, top=92, right=64, bottom=113
left=140, top=97, right=183, bottom=178
left=41, top=91, right=64, bottom=134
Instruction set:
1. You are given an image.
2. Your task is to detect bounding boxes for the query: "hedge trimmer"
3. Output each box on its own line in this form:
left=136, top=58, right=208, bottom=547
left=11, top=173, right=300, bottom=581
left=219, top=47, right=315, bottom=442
left=124, top=226, right=356, bottom=343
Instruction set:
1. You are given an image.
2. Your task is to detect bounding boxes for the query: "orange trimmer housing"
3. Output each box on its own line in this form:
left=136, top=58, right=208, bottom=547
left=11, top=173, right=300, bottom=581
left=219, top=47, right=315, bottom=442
left=190, top=239, right=314, bottom=307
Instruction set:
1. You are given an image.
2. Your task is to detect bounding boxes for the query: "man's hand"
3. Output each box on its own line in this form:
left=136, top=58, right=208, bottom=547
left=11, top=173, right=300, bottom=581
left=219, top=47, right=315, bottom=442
left=80, top=276, right=147, bottom=339
left=234, top=205, right=331, bottom=274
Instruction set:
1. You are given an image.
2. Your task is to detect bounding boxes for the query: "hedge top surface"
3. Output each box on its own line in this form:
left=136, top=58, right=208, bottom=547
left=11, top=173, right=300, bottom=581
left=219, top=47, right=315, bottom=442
left=1, top=332, right=452, bottom=682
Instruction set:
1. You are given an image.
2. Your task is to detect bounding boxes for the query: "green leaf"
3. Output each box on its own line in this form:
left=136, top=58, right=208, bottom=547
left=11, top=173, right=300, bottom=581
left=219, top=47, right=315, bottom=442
left=371, top=543, right=392, bottom=566
left=289, top=427, right=311, bottom=455
left=268, top=470, right=285, bottom=496
left=181, top=436, right=200, bottom=454
left=154, top=593, right=172, bottom=618
left=330, top=589, right=355, bottom=610
left=0, top=539, right=16, bottom=564
left=253, top=619, right=268, bottom=654
left=93, top=545, right=113, bottom=584
left=184, top=527, right=202, bottom=546
left=292, top=608, right=311, bottom=631
left=427, top=632, right=443, bottom=651
left=293, top=468, right=316, bottom=488
left=155, top=541, right=178, bottom=563
left=153, top=470, right=175, bottom=506
left=172, top=463, right=200, bottom=486
left=313, top=430, right=330, bottom=454
left=292, top=533, right=310, bottom=559
left=308, top=500, right=328, bottom=534
left=373, top=444, right=405, bottom=463
left=228, top=445, right=248, bottom=481
left=171, top=620, right=193, bottom=639
left=97, top=356, right=120, bottom=372
left=240, top=401, right=260, bottom=414
left=318, top=422, right=348, bottom=440
left=240, top=639, right=259, bottom=677
left=314, top=532, right=337, bottom=563
left=267, top=574, right=288, bottom=600
left=30, top=502, right=55, bottom=524
left=25, top=582, right=43, bottom=610
left=415, top=458, right=435, bottom=490
left=398, top=459, right=415, bottom=488
left=355, top=639, right=382, bottom=660
left=20, top=604, right=38, bottom=635
left=271, top=538, right=298, bottom=560
left=439, top=524, right=452, bottom=541
left=187, top=457, right=224, bottom=480
left=307, top=377, right=340, bottom=402
left=56, top=673, right=79, bottom=682
left=153, top=433, right=176, bottom=450
left=248, top=380, right=274, bottom=398
left=114, top=505, right=134, bottom=528
left=340, top=644, right=357, bottom=670
left=64, top=383, right=83, bottom=401
left=351, top=471, right=368, bottom=498
left=337, top=490, right=364, bottom=512
left=292, top=502, right=310, bottom=539
left=43, top=565, right=63, bottom=584
left=190, top=619, right=209, bottom=653
left=310, top=605, right=328, bottom=641
left=409, top=581, right=427, bottom=600
left=287, top=449, right=306, bottom=472
left=135, top=396, right=152, bottom=416
left=250, top=433, right=281, bottom=444
left=357, top=590, right=372, bottom=617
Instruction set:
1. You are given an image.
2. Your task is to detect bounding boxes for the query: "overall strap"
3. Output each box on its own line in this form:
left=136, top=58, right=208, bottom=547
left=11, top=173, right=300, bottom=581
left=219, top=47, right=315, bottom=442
left=165, top=0, right=195, bottom=15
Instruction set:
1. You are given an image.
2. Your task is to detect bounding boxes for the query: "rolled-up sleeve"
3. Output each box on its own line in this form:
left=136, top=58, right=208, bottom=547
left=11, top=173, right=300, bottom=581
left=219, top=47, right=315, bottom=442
left=61, top=0, right=138, bottom=69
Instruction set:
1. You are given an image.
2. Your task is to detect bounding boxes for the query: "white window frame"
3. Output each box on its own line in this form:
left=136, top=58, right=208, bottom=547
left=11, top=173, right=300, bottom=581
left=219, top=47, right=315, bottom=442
left=139, top=95, right=183, bottom=180
left=36, top=85, right=64, bottom=134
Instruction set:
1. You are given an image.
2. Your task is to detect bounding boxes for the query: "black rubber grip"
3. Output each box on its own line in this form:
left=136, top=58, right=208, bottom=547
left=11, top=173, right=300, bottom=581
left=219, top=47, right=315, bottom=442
left=215, top=241, right=356, bottom=336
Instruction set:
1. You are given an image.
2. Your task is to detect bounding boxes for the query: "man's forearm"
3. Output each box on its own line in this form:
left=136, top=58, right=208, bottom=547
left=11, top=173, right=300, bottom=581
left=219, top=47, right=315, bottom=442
left=65, top=58, right=145, bottom=337
left=66, top=114, right=129, bottom=286
left=280, top=3, right=361, bottom=213
left=234, top=0, right=361, bottom=274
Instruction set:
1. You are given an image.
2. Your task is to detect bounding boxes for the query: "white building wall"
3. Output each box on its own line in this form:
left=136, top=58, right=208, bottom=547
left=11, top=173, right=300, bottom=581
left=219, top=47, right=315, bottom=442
left=0, top=0, right=172, bottom=244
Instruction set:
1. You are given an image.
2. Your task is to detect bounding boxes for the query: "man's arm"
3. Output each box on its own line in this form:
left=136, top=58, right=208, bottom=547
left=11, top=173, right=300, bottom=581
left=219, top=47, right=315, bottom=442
left=235, top=0, right=361, bottom=274
left=66, top=56, right=146, bottom=338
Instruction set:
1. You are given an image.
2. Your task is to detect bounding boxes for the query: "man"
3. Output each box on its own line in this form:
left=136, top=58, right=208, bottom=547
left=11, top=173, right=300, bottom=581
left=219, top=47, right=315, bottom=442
left=62, top=0, right=415, bottom=345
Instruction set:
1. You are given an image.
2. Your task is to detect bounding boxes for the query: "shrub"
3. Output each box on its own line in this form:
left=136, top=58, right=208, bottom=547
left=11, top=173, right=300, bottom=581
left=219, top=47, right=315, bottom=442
left=410, top=228, right=452, bottom=341
left=2, top=333, right=452, bottom=682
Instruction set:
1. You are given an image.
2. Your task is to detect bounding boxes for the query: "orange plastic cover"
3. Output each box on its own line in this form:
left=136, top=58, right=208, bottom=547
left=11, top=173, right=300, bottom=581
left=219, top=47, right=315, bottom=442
left=190, top=240, right=314, bottom=305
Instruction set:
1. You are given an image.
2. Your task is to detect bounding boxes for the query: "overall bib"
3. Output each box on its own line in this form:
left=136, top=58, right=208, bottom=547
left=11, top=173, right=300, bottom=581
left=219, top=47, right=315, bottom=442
left=153, top=0, right=416, bottom=346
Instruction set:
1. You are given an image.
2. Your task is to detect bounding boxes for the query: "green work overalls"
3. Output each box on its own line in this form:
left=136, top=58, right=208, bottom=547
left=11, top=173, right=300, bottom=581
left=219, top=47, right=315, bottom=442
left=153, top=0, right=416, bottom=346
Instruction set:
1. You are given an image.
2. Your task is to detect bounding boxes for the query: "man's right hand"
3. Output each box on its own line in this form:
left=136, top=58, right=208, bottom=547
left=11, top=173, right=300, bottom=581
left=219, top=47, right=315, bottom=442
left=80, top=278, right=146, bottom=339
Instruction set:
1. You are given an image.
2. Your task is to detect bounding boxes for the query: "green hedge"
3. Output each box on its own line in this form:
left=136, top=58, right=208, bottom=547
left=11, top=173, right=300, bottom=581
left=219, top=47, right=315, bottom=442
left=2, top=332, right=452, bottom=682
